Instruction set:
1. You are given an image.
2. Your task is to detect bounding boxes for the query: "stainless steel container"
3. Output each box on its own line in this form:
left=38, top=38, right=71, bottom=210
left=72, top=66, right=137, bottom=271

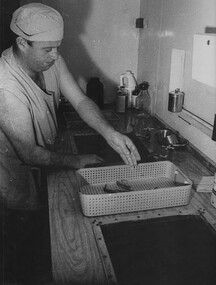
left=168, top=88, right=185, bottom=112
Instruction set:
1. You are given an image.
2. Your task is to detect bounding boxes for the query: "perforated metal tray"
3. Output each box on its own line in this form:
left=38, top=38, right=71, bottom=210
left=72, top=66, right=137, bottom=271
left=77, top=161, right=192, bottom=216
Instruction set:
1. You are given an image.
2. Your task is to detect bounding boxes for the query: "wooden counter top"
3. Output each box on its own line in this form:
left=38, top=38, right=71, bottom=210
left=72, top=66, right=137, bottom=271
left=48, top=110, right=216, bottom=284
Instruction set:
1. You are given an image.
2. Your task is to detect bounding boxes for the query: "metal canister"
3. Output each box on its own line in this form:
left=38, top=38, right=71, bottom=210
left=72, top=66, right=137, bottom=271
left=168, top=88, right=185, bottom=112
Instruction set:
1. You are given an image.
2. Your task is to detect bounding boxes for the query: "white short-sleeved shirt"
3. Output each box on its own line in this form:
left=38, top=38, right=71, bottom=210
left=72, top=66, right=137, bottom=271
left=0, top=47, right=61, bottom=209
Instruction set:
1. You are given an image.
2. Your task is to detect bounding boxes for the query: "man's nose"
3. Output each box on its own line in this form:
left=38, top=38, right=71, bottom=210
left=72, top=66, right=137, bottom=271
left=50, top=48, right=59, bottom=60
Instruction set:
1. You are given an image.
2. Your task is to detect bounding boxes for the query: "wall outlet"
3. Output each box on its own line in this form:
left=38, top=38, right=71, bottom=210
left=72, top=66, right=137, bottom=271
left=136, top=18, right=144, bottom=29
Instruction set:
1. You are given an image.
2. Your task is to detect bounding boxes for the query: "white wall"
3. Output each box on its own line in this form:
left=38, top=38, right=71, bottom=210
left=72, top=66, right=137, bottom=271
left=25, top=0, right=140, bottom=102
left=138, top=0, right=216, bottom=164
left=20, top=0, right=216, bottom=163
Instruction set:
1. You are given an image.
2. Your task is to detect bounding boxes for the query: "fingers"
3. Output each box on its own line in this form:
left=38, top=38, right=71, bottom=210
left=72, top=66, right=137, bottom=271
left=114, top=136, right=141, bottom=167
left=78, top=154, right=105, bottom=168
left=94, top=155, right=105, bottom=163
left=126, top=139, right=141, bottom=161
left=106, top=131, right=141, bottom=167
left=122, top=140, right=141, bottom=166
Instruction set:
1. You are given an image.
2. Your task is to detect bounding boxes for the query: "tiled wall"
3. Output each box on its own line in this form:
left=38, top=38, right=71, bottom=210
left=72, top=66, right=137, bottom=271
left=138, top=0, right=216, bottom=164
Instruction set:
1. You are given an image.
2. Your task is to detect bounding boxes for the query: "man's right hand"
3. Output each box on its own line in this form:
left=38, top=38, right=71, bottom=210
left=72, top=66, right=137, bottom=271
left=77, top=154, right=105, bottom=168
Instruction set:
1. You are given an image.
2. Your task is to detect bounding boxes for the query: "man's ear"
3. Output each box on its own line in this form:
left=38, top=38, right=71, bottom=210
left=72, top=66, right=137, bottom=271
left=16, top=37, right=28, bottom=51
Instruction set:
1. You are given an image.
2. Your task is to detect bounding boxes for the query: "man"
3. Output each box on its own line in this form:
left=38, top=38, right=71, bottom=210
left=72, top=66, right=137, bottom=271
left=0, top=3, right=140, bottom=210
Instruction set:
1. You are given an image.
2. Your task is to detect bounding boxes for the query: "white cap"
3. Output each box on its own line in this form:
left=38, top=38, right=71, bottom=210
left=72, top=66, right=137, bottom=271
left=10, top=3, right=64, bottom=41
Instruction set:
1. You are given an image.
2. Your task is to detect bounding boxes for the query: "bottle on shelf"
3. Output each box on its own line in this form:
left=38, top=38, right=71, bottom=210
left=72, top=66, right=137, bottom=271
left=136, top=81, right=151, bottom=115
left=131, top=86, right=140, bottom=110
left=86, top=77, right=104, bottom=109
left=120, top=70, right=137, bottom=108
left=116, top=86, right=128, bottom=113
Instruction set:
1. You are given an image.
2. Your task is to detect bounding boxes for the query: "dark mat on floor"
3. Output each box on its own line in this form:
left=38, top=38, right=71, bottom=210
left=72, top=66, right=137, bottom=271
left=101, top=215, right=216, bottom=285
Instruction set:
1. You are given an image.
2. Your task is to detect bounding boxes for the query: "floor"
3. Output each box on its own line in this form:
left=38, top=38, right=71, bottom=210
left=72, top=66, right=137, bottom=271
left=0, top=190, right=53, bottom=284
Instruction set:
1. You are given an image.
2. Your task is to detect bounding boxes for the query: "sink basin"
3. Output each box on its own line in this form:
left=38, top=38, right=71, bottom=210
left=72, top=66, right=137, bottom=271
left=156, top=129, right=188, bottom=148
left=156, top=129, right=174, bottom=146
left=73, top=133, right=155, bottom=167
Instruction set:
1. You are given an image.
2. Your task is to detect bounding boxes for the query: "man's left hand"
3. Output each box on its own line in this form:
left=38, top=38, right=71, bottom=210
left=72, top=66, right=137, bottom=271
left=105, top=130, right=141, bottom=166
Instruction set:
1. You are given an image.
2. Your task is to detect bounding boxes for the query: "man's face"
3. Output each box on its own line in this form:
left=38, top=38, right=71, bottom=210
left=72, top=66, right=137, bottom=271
left=23, top=40, right=62, bottom=73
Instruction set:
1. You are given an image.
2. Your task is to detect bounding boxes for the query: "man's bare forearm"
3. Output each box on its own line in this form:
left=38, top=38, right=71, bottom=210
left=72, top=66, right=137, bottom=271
left=18, top=144, right=80, bottom=169
left=76, top=97, right=115, bottom=138
left=49, top=151, right=79, bottom=168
